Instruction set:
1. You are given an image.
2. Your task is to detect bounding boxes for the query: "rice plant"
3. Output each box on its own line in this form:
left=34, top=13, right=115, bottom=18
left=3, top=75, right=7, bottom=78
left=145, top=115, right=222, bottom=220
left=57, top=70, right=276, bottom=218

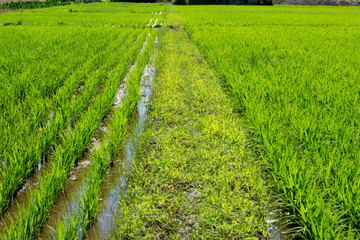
left=179, top=5, right=360, bottom=239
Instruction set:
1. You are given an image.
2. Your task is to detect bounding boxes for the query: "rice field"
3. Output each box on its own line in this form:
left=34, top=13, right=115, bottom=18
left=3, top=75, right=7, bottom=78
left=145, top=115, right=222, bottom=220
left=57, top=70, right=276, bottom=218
left=0, top=3, right=165, bottom=239
left=178, top=5, right=360, bottom=239
left=0, top=2, right=359, bottom=239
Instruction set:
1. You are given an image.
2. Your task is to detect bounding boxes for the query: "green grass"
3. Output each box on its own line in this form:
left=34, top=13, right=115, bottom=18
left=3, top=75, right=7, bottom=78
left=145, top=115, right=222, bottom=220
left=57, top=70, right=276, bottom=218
left=113, top=13, right=272, bottom=239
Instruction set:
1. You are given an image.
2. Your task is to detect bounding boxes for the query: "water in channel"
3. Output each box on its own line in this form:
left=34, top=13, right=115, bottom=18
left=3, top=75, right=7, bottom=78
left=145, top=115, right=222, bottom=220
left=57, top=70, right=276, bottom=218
left=85, top=61, right=155, bottom=239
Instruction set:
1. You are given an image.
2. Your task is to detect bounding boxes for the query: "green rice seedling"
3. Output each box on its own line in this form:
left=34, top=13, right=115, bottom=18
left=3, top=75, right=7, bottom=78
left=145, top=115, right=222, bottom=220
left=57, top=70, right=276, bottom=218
left=0, top=27, right=120, bottom=161
left=0, top=3, right=166, bottom=28
left=1, top=28, right=150, bottom=240
left=53, top=31, right=156, bottom=240
left=0, top=27, right=103, bottom=115
left=0, top=29, right=142, bottom=214
left=0, top=0, right=71, bottom=10
left=178, top=5, right=360, bottom=239
left=0, top=29, right=121, bottom=170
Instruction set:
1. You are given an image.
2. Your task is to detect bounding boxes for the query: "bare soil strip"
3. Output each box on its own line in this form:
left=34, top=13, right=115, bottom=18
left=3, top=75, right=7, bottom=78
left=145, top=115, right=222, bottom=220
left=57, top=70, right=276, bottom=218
left=0, top=0, right=36, bottom=4
left=274, top=0, right=359, bottom=6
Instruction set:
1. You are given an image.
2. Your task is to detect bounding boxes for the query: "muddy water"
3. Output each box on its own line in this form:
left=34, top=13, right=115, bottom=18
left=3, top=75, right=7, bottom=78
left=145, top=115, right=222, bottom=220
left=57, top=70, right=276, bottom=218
left=267, top=213, right=281, bottom=240
left=152, top=18, right=159, bottom=27
left=85, top=58, right=156, bottom=240
left=37, top=76, right=128, bottom=239
left=0, top=62, right=115, bottom=235
left=267, top=208, right=295, bottom=240
left=37, top=51, right=155, bottom=239
left=1, top=37, right=155, bottom=239
left=147, top=12, right=163, bottom=28
left=0, top=154, right=54, bottom=234
left=146, top=17, right=154, bottom=27
left=37, top=153, right=93, bottom=239
left=37, top=36, right=154, bottom=240
left=38, top=34, right=153, bottom=239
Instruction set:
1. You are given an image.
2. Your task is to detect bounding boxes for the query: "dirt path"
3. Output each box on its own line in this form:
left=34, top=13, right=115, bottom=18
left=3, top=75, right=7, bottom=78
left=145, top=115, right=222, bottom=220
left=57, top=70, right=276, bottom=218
left=0, top=0, right=38, bottom=4
left=274, top=0, right=359, bottom=6
left=0, top=9, right=21, bottom=14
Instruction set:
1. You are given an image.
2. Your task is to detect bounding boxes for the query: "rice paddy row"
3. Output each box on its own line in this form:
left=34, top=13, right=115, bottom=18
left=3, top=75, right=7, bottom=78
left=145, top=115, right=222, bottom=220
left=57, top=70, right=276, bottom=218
left=178, top=5, right=360, bottom=239
left=0, top=3, right=165, bottom=239
left=1, top=3, right=360, bottom=240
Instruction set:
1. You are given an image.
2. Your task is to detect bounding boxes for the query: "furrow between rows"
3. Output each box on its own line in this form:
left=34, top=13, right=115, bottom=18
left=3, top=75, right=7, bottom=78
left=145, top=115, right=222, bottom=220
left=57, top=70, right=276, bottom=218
left=0, top=30, right=143, bottom=217
left=52, top=32, right=156, bottom=240
left=0, top=30, right=123, bottom=172
left=1, top=28, right=151, bottom=240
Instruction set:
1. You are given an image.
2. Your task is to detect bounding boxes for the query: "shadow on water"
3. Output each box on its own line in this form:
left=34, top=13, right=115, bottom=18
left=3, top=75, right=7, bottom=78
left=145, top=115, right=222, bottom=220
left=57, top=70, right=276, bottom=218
left=0, top=154, right=54, bottom=235
left=85, top=61, right=155, bottom=240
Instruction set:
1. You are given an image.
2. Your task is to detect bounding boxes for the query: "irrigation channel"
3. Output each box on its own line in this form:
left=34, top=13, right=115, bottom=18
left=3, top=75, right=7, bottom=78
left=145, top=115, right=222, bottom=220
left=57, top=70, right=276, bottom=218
left=0, top=26, right=158, bottom=239
left=44, top=50, right=155, bottom=240
left=86, top=47, right=156, bottom=240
